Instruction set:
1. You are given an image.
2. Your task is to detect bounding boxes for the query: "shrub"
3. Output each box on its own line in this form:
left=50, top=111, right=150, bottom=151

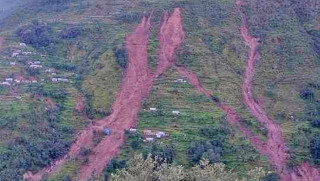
left=17, top=20, right=53, bottom=48
left=310, top=137, right=320, bottom=164
left=60, top=26, right=81, bottom=39
left=113, top=47, right=127, bottom=68
left=311, top=119, right=320, bottom=128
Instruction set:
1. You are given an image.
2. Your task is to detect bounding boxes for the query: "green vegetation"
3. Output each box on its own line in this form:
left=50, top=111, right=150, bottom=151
left=110, top=154, right=266, bottom=181
left=106, top=68, right=270, bottom=180
left=0, top=0, right=320, bottom=180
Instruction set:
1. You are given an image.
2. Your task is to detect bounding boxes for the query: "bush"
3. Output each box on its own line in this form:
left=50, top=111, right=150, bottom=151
left=310, top=137, right=320, bottom=164
left=300, top=88, right=314, bottom=101
left=60, top=26, right=81, bottom=39
left=17, top=20, right=53, bottom=48
left=311, top=120, right=320, bottom=128
left=263, top=173, right=280, bottom=181
left=187, top=140, right=224, bottom=164
left=113, top=47, right=127, bottom=68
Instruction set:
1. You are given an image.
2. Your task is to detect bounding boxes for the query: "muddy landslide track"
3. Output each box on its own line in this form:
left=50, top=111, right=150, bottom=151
left=24, top=8, right=184, bottom=181
left=24, top=1, right=320, bottom=180
left=177, top=1, right=320, bottom=180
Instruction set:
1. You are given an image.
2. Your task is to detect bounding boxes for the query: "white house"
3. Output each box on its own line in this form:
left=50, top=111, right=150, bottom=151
left=5, top=78, right=13, bottom=82
left=45, top=68, right=55, bottom=73
left=52, top=78, right=58, bottom=82
left=10, top=62, right=16, bottom=66
left=29, top=65, right=43, bottom=69
left=129, top=128, right=137, bottom=133
left=172, top=110, right=180, bottom=115
left=145, top=137, right=154, bottom=142
left=156, top=131, right=166, bottom=138
left=175, top=79, right=187, bottom=83
left=57, top=78, right=69, bottom=82
left=149, top=107, right=157, bottom=111
left=12, top=52, right=19, bottom=57
left=22, top=52, right=32, bottom=56
left=19, top=43, right=27, bottom=47
left=1, top=82, right=10, bottom=86
left=32, top=80, right=38, bottom=83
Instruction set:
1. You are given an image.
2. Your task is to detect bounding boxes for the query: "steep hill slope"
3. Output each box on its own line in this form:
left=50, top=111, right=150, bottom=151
left=1, top=0, right=320, bottom=181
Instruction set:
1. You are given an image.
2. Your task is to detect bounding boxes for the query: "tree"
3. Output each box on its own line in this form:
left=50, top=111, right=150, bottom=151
left=310, top=137, right=320, bottom=164
left=110, top=154, right=266, bottom=181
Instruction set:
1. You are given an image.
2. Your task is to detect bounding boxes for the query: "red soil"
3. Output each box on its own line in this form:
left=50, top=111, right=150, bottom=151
left=75, top=95, right=85, bottom=112
left=78, top=9, right=184, bottom=180
left=24, top=9, right=185, bottom=181
left=77, top=14, right=154, bottom=180
left=236, top=0, right=320, bottom=180
left=155, top=9, right=185, bottom=77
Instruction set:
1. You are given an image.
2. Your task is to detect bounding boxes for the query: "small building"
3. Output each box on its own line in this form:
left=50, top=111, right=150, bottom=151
left=5, top=78, right=13, bottom=82
left=22, top=52, right=32, bottom=56
left=172, top=110, right=180, bottom=115
left=143, top=130, right=153, bottom=136
left=1, top=82, right=10, bottom=86
left=32, top=80, right=38, bottom=83
left=45, top=68, right=55, bottom=73
left=29, top=65, right=43, bottom=69
left=156, top=131, right=166, bottom=139
left=28, top=61, right=41, bottom=65
left=149, top=107, right=157, bottom=111
left=57, top=78, right=69, bottom=82
left=175, top=79, right=187, bottom=83
left=145, top=137, right=154, bottom=142
left=15, top=79, right=21, bottom=84
left=52, top=78, right=58, bottom=82
left=12, top=52, right=19, bottom=57
left=23, top=80, right=31, bottom=84
left=10, top=62, right=16, bottom=66
left=129, top=128, right=137, bottom=133
left=104, top=128, right=111, bottom=136
left=19, top=43, right=27, bottom=47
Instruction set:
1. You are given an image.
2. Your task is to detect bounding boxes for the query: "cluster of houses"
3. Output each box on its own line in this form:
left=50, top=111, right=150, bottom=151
left=175, top=78, right=187, bottom=83
left=126, top=128, right=168, bottom=142
left=51, top=77, right=69, bottom=83
left=143, top=129, right=168, bottom=142
left=11, top=49, right=33, bottom=57
left=27, top=61, right=42, bottom=69
left=0, top=76, right=39, bottom=86
left=1, top=43, right=71, bottom=87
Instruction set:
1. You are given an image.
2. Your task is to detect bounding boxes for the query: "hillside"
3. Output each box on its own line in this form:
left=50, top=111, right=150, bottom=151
left=0, top=0, right=320, bottom=181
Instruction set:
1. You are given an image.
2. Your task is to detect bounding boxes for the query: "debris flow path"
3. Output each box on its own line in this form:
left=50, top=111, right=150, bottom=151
left=24, top=9, right=184, bottom=181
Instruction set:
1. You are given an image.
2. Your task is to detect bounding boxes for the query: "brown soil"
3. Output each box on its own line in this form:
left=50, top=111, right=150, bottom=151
left=24, top=9, right=185, bottom=181
left=75, top=95, right=85, bottom=112
left=236, top=0, right=320, bottom=180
